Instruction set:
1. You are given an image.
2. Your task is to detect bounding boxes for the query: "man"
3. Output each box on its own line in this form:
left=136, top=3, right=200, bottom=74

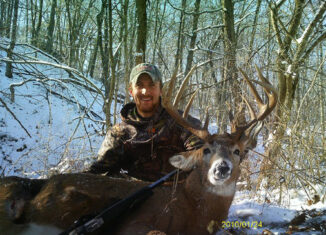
left=87, top=63, right=203, bottom=181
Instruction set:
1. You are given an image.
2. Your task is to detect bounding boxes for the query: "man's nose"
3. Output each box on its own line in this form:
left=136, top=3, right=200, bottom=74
left=141, top=88, right=147, bottom=95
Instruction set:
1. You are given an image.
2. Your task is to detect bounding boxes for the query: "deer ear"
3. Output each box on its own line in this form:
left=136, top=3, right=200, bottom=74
left=169, top=154, right=197, bottom=171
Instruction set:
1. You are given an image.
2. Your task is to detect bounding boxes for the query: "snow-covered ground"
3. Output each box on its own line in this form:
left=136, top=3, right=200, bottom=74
left=0, top=39, right=325, bottom=234
left=0, top=38, right=108, bottom=177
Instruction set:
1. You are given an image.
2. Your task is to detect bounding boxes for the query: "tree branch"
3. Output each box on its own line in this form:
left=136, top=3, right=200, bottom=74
left=300, top=31, right=326, bottom=63
left=0, top=58, right=105, bottom=101
left=167, top=0, right=222, bottom=15
left=0, top=97, right=32, bottom=138
left=294, top=2, right=326, bottom=62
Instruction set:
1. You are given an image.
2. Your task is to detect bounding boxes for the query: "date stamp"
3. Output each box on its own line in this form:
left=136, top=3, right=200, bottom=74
left=222, top=220, right=263, bottom=229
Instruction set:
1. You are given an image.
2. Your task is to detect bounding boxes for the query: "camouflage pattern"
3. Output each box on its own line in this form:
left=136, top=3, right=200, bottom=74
left=87, top=102, right=204, bottom=181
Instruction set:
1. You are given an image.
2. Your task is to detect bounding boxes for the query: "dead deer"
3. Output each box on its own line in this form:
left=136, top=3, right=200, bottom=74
left=0, top=66, right=277, bottom=235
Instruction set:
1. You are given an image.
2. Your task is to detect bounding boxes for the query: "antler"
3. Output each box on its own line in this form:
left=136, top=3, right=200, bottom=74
left=229, top=65, right=278, bottom=140
left=162, top=65, right=277, bottom=143
left=162, top=65, right=210, bottom=141
left=240, top=65, right=277, bottom=120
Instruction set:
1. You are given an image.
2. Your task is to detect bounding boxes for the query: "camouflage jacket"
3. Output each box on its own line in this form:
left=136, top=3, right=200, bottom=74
left=87, top=102, right=203, bottom=181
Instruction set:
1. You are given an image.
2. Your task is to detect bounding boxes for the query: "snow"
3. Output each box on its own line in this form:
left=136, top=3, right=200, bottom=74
left=0, top=38, right=106, bottom=177
left=0, top=39, right=325, bottom=234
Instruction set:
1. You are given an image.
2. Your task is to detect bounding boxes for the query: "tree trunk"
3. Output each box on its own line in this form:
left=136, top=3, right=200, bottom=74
left=107, top=0, right=117, bottom=127
left=5, top=0, right=13, bottom=38
left=0, top=1, right=8, bottom=36
left=30, top=0, right=36, bottom=44
left=97, top=0, right=111, bottom=127
left=249, top=0, right=262, bottom=53
left=184, top=0, right=201, bottom=75
left=31, top=0, right=43, bottom=47
left=65, top=0, right=75, bottom=66
left=135, top=0, right=147, bottom=64
left=122, top=0, right=130, bottom=103
left=151, top=0, right=166, bottom=63
left=221, top=0, right=243, bottom=126
left=25, top=0, right=29, bottom=41
left=45, top=0, right=57, bottom=53
left=174, top=0, right=187, bottom=73
left=56, top=1, right=63, bottom=59
left=5, top=0, right=19, bottom=78
left=88, top=35, right=99, bottom=78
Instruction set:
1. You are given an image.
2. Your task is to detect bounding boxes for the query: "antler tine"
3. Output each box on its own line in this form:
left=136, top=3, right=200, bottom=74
left=183, top=88, right=199, bottom=119
left=255, top=65, right=272, bottom=95
left=254, top=65, right=278, bottom=120
left=173, top=64, right=197, bottom=108
left=163, top=65, right=179, bottom=104
left=203, top=106, right=210, bottom=131
left=250, top=80, right=278, bottom=120
left=241, top=94, right=257, bottom=120
left=238, top=67, right=264, bottom=110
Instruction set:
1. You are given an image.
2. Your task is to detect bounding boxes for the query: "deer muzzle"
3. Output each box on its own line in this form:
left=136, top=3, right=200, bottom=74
left=208, top=159, right=233, bottom=185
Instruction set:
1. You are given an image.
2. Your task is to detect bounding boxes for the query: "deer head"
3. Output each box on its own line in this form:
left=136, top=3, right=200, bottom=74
left=163, top=65, right=277, bottom=197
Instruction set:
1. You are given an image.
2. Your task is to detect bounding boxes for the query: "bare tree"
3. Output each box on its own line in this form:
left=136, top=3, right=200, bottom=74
left=30, top=0, right=43, bottom=47
left=135, top=0, right=147, bottom=64
left=122, top=0, right=131, bottom=103
left=257, top=0, right=326, bottom=188
left=0, top=0, right=10, bottom=36
left=184, top=0, right=201, bottom=75
left=65, top=0, right=95, bottom=68
left=174, top=0, right=187, bottom=72
left=45, top=0, right=57, bottom=53
left=5, top=0, right=19, bottom=78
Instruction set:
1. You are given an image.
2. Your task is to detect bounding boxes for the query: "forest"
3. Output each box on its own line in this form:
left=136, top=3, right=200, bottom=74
left=0, top=0, right=325, bottom=234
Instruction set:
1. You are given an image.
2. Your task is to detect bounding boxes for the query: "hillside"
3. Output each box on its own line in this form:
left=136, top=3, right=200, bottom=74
left=0, top=38, right=107, bottom=177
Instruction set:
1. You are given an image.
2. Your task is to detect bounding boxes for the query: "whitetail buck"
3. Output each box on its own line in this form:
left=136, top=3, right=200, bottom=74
left=0, top=66, right=277, bottom=235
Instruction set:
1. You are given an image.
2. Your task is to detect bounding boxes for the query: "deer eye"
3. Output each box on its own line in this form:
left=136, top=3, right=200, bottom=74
left=233, top=149, right=240, bottom=155
left=203, top=148, right=211, bottom=155
left=244, top=149, right=249, bottom=154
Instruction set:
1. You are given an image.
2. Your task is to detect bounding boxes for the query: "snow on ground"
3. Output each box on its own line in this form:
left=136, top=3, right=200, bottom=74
left=0, top=39, right=325, bottom=234
left=227, top=187, right=326, bottom=234
left=0, top=38, right=113, bottom=177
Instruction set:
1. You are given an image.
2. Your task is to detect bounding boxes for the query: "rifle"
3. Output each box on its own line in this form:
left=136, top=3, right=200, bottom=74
left=59, top=169, right=178, bottom=235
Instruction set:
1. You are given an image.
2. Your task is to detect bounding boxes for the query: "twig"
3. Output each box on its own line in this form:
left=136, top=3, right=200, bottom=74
left=0, top=97, right=32, bottom=138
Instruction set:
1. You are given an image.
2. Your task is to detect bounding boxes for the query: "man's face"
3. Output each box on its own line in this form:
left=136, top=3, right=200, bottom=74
left=129, top=73, right=162, bottom=118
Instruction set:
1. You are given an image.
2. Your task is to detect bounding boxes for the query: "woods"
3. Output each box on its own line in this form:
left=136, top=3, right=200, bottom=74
left=0, top=0, right=325, bottom=205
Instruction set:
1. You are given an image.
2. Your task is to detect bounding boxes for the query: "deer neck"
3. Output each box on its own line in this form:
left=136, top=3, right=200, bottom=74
left=183, top=168, right=236, bottom=228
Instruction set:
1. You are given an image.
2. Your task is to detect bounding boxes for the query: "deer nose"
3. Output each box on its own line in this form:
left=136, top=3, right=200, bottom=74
left=214, top=161, right=231, bottom=178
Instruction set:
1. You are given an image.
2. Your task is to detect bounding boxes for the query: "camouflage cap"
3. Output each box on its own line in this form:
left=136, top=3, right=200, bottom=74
left=130, top=63, right=162, bottom=85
